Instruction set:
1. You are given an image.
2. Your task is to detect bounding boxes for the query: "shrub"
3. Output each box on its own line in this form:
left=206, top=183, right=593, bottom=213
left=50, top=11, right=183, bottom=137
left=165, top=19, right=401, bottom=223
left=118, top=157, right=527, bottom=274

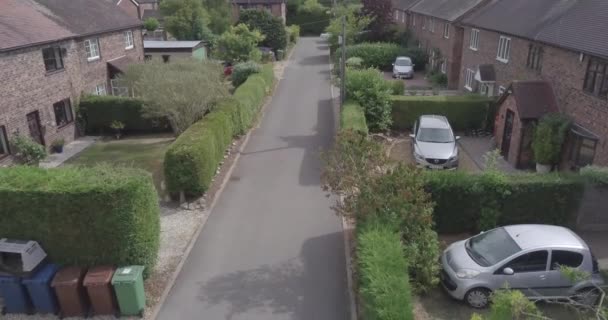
left=345, top=68, right=392, bottom=132
left=0, top=166, right=160, bottom=276
left=346, top=57, right=363, bottom=69
left=391, top=95, right=495, bottom=131
left=9, top=135, right=47, bottom=166
left=580, top=166, right=608, bottom=186
left=532, top=113, right=571, bottom=165
left=386, top=79, right=404, bottom=95
left=232, top=61, right=262, bottom=87
left=341, top=101, right=368, bottom=134
left=215, top=24, right=265, bottom=64
left=357, top=218, right=414, bottom=320
left=79, top=95, right=170, bottom=134
left=287, top=25, right=300, bottom=43
left=428, top=71, right=448, bottom=87
left=337, top=43, right=427, bottom=71
left=144, top=18, right=160, bottom=31
left=238, top=9, right=288, bottom=52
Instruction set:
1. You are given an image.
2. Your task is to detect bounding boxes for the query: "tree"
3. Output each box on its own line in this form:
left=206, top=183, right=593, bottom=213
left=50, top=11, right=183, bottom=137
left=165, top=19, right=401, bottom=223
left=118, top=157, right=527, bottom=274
left=160, top=0, right=212, bottom=40
left=202, top=0, right=232, bottom=34
left=361, top=0, right=394, bottom=39
left=215, top=24, right=265, bottom=63
left=345, top=68, right=393, bottom=132
left=325, top=5, right=372, bottom=50
left=123, top=59, right=229, bottom=135
left=238, top=9, right=288, bottom=52
left=143, top=18, right=160, bottom=32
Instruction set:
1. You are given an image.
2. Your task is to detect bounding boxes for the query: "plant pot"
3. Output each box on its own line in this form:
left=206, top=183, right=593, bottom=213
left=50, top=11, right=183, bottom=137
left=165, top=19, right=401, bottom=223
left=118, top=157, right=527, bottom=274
left=536, top=163, right=551, bottom=173
left=52, top=145, right=64, bottom=154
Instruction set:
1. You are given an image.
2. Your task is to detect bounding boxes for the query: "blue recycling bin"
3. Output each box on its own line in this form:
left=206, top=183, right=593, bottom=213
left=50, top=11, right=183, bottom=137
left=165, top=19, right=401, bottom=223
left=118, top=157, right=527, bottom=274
left=0, top=274, right=31, bottom=314
left=22, top=264, right=59, bottom=314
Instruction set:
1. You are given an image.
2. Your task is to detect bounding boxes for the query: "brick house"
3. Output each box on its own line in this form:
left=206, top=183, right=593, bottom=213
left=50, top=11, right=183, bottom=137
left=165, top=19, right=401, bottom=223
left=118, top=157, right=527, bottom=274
left=391, top=0, right=421, bottom=29
left=114, top=0, right=142, bottom=20
left=408, top=0, right=485, bottom=89
left=459, top=0, right=608, bottom=167
left=232, top=0, right=287, bottom=22
left=0, top=0, right=144, bottom=165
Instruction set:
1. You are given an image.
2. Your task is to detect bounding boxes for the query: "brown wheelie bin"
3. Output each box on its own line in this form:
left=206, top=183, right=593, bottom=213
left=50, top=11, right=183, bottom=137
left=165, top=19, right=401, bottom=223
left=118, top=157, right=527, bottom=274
left=51, top=266, right=88, bottom=318
left=83, top=266, right=117, bottom=316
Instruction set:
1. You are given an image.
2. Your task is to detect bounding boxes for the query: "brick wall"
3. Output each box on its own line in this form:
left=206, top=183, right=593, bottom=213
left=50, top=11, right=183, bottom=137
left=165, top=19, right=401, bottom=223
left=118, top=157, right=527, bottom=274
left=494, top=95, right=524, bottom=167
left=0, top=28, right=144, bottom=166
left=392, top=9, right=408, bottom=28
left=460, top=26, right=608, bottom=166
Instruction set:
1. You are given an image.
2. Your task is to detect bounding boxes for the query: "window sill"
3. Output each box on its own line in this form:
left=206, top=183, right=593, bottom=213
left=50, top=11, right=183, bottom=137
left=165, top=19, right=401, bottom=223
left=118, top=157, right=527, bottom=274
left=45, top=69, right=65, bottom=76
left=87, top=57, right=100, bottom=62
left=57, top=121, right=74, bottom=130
left=125, top=46, right=134, bottom=50
left=465, top=86, right=473, bottom=91
left=496, top=57, right=509, bottom=64
left=469, top=47, right=478, bottom=51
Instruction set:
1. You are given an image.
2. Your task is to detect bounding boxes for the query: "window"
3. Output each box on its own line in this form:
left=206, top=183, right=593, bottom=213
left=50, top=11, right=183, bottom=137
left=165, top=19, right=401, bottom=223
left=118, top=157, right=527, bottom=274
left=465, top=68, right=475, bottom=91
left=568, top=124, right=598, bottom=168
left=0, top=126, right=9, bottom=158
left=480, top=83, right=488, bottom=95
left=162, top=55, right=170, bottom=63
left=441, top=59, right=446, bottom=74
left=394, top=10, right=399, bottom=21
left=550, top=250, right=584, bottom=270
left=583, top=58, right=608, bottom=98
left=124, top=31, right=134, bottom=50
left=84, top=38, right=100, bottom=61
left=144, top=54, right=152, bottom=61
left=111, top=78, right=129, bottom=96
left=443, top=23, right=450, bottom=38
left=498, top=86, right=506, bottom=95
left=429, top=18, right=435, bottom=32
left=422, top=17, right=426, bottom=29
left=505, top=251, right=548, bottom=273
left=497, top=36, right=511, bottom=63
left=94, top=84, right=106, bottom=96
left=469, top=29, right=480, bottom=50
left=53, top=99, right=74, bottom=127
left=42, top=47, right=64, bottom=72
left=526, top=44, right=543, bottom=71
left=412, top=15, right=416, bottom=27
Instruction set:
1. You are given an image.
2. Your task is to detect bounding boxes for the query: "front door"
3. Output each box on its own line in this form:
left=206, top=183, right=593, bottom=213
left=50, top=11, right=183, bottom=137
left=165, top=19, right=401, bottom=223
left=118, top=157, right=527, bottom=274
left=501, top=110, right=515, bottom=157
left=26, top=111, right=45, bottom=146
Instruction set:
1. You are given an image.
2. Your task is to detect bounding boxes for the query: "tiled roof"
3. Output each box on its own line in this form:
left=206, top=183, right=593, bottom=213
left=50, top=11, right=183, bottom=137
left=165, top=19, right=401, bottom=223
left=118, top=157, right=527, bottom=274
left=0, top=0, right=142, bottom=52
left=409, top=0, right=485, bottom=22
left=392, top=0, right=423, bottom=11
left=232, top=0, right=285, bottom=4
left=505, top=81, right=559, bottom=120
left=463, top=0, right=608, bottom=59
left=142, top=9, right=162, bottom=20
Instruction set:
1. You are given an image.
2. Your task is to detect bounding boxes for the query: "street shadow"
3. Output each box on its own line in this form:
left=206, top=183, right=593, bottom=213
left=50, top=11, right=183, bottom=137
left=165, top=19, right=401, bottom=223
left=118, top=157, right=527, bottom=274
left=317, top=45, right=329, bottom=51
left=299, top=55, right=328, bottom=66
left=196, top=232, right=348, bottom=320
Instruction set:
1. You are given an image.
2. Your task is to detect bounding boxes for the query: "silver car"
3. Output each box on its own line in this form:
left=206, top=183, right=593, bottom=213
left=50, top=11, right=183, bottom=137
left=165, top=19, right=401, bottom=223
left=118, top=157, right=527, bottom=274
left=410, top=115, right=459, bottom=169
left=441, top=224, right=604, bottom=308
left=392, top=56, right=414, bottom=79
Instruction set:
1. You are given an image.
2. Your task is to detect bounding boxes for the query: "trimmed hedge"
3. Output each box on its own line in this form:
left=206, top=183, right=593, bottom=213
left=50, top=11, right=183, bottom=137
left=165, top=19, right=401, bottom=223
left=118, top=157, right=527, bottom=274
left=79, top=95, right=169, bottom=134
left=164, top=65, right=274, bottom=196
left=341, top=101, right=368, bottom=134
left=387, top=79, right=405, bottom=95
left=423, top=171, right=584, bottom=233
left=391, top=95, right=495, bottom=131
left=0, top=166, right=160, bottom=275
left=581, top=166, right=608, bottom=186
left=337, top=43, right=427, bottom=71
left=358, top=218, right=414, bottom=320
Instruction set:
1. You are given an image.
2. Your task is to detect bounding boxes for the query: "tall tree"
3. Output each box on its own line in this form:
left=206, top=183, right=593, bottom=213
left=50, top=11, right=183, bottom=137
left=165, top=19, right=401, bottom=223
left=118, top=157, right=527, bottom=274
left=238, top=9, right=288, bottom=52
left=202, top=0, right=232, bottom=34
left=215, top=24, right=265, bottom=63
left=160, top=0, right=212, bottom=40
left=361, top=0, right=394, bottom=39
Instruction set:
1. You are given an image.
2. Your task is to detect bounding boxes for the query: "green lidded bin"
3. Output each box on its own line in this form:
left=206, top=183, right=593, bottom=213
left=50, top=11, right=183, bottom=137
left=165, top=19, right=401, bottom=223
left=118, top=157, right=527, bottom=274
left=111, top=266, right=145, bottom=317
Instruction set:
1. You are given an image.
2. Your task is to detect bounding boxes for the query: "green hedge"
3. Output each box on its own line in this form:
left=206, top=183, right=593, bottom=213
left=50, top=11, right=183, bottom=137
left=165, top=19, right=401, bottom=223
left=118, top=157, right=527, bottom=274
left=358, top=218, right=414, bottom=320
left=0, top=166, right=160, bottom=275
left=424, top=171, right=584, bottom=233
left=580, top=166, right=608, bottom=186
left=391, top=95, right=495, bottom=131
left=164, top=65, right=274, bottom=196
left=387, top=79, right=405, bottom=95
left=341, top=101, right=368, bottom=134
left=337, top=43, right=427, bottom=71
left=79, top=95, right=169, bottom=134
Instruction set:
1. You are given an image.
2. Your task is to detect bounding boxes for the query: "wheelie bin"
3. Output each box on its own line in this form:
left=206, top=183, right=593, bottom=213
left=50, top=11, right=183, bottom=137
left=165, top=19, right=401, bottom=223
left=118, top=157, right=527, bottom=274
left=84, top=266, right=117, bottom=316
left=22, top=263, right=59, bottom=314
left=51, top=266, right=88, bottom=318
left=0, top=274, right=31, bottom=314
left=112, top=266, right=145, bottom=317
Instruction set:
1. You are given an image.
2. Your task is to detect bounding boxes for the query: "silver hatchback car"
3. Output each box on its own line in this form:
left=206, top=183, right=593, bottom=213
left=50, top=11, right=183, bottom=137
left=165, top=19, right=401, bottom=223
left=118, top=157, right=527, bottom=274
left=441, top=224, right=604, bottom=308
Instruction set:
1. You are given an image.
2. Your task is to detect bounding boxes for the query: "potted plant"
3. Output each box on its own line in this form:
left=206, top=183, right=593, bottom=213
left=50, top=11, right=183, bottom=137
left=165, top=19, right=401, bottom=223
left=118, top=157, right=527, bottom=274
left=532, top=114, right=570, bottom=173
left=110, top=120, right=125, bottom=140
left=51, top=138, right=65, bottom=153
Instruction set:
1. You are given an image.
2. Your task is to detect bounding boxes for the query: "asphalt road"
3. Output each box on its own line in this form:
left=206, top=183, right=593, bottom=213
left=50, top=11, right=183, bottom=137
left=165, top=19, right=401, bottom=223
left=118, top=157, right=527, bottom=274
left=157, top=38, right=349, bottom=320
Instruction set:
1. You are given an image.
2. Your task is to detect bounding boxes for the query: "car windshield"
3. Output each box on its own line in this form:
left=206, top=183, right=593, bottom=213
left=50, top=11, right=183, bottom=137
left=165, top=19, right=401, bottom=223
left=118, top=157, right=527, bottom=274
left=395, top=58, right=411, bottom=66
left=417, top=128, right=453, bottom=143
left=466, top=228, right=522, bottom=267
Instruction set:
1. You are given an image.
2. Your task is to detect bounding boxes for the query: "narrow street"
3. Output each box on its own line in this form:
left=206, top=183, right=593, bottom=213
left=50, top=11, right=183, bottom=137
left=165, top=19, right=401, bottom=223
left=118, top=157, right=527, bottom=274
left=157, top=38, right=349, bottom=320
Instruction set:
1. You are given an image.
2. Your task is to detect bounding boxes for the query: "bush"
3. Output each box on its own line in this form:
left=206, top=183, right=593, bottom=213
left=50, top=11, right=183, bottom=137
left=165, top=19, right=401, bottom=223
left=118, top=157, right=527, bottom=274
left=144, top=18, right=160, bottom=31
left=423, top=171, right=584, bottom=233
left=164, top=65, right=274, bottom=196
left=391, top=95, right=495, bottom=131
left=232, top=61, right=261, bottom=87
left=428, top=71, right=448, bottom=87
left=532, top=113, right=570, bottom=165
left=9, top=134, right=47, bottom=166
left=79, top=95, right=169, bottom=134
left=337, top=43, right=428, bottom=71
left=345, top=68, right=392, bottom=132
left=0, top=166, right=160, bottom=275
left=287, top=25, right=300, bottom=43
left=215, top=24, right=265, bottom=64
left=286, top=1, right=330, bottom=36
left=346, top=57, right=364, bottom=69
left=238, top=9, right=288, bottom=52
left=357, top=218, right=414, bottom=320
left=581, top=166, right=608, bottom=186
left=386, top=79, right=404, bottom=95
left=341, top=101, right=368, bottom=134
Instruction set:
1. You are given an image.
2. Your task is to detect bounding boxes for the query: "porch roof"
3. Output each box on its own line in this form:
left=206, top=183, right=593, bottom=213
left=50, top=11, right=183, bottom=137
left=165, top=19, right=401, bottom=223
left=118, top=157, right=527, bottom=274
left=500, top=80, right=559, bottom=120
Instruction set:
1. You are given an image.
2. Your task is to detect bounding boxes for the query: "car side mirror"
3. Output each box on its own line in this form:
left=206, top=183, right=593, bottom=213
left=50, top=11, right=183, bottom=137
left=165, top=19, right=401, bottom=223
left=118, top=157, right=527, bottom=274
left=503, top=267, right=514, bottom=275
left=392, top=63, right=395, bottom=66
left=455, top=136, right=461, bottom=140
left=409, top=134, right=415, bottom=138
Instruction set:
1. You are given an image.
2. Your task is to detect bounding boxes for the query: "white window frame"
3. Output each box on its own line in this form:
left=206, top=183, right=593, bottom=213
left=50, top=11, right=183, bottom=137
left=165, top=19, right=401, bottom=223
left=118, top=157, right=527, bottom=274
left=395, top=10, right=399, bottom=21
left=465, top=68, right=475, bottom=91
left=498, top=86, right=506, bottom=95
left=124, top=30, right=134, bottom=50
left=84, top=38, right=100, bottom=61
left=412, top=15, right=416, bottom=27
left=441, top=59, right=447, bottom=74
left=422, top=17, right=426, bottom=29
left=94, top=83, right=107, bottom=96
left=496, top=36, right=511, bottom=63
left=111, top=78, right=129, bottom=96
left=443, top=23, right=450, bottom=38
left=480, top=83, right=488, bottom=95
left=469, top=29, right=479, bottom=51
left=429, top=18, right=435, bottom=32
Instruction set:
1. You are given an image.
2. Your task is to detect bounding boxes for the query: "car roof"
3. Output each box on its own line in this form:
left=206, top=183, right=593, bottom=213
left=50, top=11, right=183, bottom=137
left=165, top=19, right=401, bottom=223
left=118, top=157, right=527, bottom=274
left=419, top=115, right=450, bottom=129
left=395, top=56, right=411, bottom=60
left=504, top=224, right=586, bottom=250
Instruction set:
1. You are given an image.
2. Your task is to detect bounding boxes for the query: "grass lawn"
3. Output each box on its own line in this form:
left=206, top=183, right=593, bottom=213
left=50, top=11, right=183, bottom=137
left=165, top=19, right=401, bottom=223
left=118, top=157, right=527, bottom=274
left=65, top=134, right=174, bottom=197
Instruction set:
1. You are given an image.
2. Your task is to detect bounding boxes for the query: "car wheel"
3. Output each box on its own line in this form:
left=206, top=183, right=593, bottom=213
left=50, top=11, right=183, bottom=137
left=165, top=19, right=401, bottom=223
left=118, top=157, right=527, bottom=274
left=574, top=287, right=601, bottom=306
left=465, top=288, right=491, bottom=309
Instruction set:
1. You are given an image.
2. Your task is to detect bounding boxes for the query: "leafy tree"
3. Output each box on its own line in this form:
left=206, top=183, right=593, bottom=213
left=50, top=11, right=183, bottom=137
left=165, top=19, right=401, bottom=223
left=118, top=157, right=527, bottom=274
left=238, top=9, right=288, bottom=52
left=143, top=18, right=160, bottom=32
left=325, top=5, right=372, bottom=50
left=123, top=59, right=229, bottom=135
left=215, top=24, right=265, bottom=63
left=202, top=0, right=232, bottom=34
left=361, top=0, right=394, bottom=39
left=160, top=0, right=212, bottom=40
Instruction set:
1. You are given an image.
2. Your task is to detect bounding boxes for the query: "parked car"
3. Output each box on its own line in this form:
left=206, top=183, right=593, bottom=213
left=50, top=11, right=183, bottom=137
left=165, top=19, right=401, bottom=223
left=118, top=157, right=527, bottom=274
left=320, top=33, right=331, bottom=40
left=410, top=115, right=459, bottom=170
left=441, top=224, right=604, bottom=309
left=392, top=56, right=414, bottom=79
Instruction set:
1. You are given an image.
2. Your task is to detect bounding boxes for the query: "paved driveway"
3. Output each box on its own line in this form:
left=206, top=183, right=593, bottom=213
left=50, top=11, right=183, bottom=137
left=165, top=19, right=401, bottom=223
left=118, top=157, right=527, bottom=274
left=156, top=38, right=349, bottom=320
